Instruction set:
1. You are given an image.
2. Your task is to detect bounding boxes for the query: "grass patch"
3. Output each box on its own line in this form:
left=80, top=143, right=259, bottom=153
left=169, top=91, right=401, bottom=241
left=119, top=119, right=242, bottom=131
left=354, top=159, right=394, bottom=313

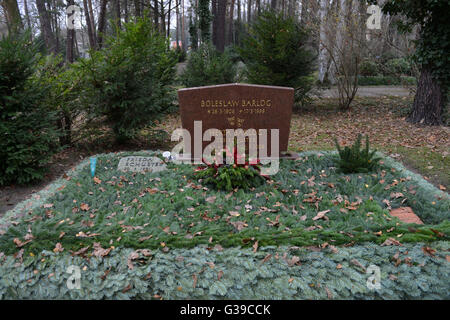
left=287, top=96, right=449, bottom=188
left=0, top=151, right=448, bottom=257
left=390, top=146, right=450, bottom=187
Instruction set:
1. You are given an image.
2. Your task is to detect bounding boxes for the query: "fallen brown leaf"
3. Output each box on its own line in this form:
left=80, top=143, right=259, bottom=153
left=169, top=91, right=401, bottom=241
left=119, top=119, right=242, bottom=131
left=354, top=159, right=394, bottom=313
left=312, top=209, right=330, bottom=221
left=53, top=243, right=64, bottom=253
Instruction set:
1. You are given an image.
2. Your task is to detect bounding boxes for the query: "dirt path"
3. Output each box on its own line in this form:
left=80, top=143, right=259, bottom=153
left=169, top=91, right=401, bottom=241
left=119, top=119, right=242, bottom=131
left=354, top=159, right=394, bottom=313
left=0, top=148, right=84, bottom=217
left=176, top=62, right=187, bottom=76
left=318, top=86, right=413, bottom=98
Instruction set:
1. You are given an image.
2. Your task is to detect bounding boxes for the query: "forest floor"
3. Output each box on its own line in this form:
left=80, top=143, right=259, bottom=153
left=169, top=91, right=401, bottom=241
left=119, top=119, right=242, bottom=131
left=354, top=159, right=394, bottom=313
left=0, top=95, right=448, bottom=216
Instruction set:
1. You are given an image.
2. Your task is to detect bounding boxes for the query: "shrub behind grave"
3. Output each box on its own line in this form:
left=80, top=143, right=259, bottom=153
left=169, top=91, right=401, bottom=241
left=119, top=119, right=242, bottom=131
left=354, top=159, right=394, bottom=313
left=180, top=43, right=237, bottom=87
left=238, top=11, right=315, bottom=105
left=81, top=17, right=178, bottom=143
left=359, top=60, right=380, bottom=76
left=0, top=33, right=60, bottom=185
left=384, top=58, right=413, bottom=76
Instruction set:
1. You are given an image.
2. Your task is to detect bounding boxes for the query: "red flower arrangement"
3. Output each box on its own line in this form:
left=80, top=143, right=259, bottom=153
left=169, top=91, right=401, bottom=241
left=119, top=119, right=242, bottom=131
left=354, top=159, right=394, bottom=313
left=195, top=146, right=264, bottom=176
left=194, top=146, right=267, bottom=191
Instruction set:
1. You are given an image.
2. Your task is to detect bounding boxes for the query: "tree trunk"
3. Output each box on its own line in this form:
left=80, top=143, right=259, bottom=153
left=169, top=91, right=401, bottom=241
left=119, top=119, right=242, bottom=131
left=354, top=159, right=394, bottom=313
left=58, top=111, right=72, bottom=146
left=75, top=29, right=80, bottom=57
left=300, top=0, right=308, bottom=23
left=52, top=0, right=60, bottom=53
left=236, top=0, right=241, bottom=43
left=237, top=0, right=241, bottom=24
left=23, top=0, right=32, bottom=33
left=216, top=0, right=226, bottom=52
left=167, top=0, right=171, bottom=39
left=408, top=67, right=445, bottom=125
left=271, top=0, right=277, bottom=10
left=212, top=0, right=218, bottom=46
left=318, top=0, right=327, bottom=83
left=1, top=0, right=22, bottom=33
left=176, top=0, right=180, bottom=47
left=329, top=0, right=346, bottom=85
left=36, top=0, right=56, bottom=53
left=83, top=0, right=96, bottom=49
left=154, top=0, right=159, bottom=30
left=134, top=0, right=141, bottom=17
left=160, top=0, right=166, bottom=34
left=88, top=0, right=96, bottom=39
left=66, top=0, right=75, bottom=63
left=288, top=0, right=296, bottom=17
left=124, top=0, right=129, bottom=23
left=247, top=0, right=252, bottom=23
left=97, top=0, right=108, bottom=48
left=228, top=0, right=235, bottom=45
left=115, top=0, right=122, bottom=29
left=181, top=0, right=186, bottom=51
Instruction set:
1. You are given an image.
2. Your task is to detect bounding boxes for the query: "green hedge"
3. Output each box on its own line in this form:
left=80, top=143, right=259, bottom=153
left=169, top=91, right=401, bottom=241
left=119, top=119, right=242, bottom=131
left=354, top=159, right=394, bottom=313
left=357, top=76, right=416, bottom=86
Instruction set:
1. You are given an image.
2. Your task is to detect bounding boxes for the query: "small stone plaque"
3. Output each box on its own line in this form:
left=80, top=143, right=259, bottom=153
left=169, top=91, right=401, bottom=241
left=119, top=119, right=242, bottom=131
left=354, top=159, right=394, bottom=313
left=117, top=156, right=167, bottom=173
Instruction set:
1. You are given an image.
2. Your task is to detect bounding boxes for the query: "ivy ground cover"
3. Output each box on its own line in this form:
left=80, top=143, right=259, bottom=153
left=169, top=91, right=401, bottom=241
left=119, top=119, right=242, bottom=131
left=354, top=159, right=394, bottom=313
left=0, top=151, right=448, bottom=299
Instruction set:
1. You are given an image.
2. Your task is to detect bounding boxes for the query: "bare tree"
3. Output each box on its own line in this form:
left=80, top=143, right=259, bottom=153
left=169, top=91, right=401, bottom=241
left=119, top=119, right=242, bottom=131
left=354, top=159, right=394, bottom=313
left=97, top=0, right=108, bottom=48
left=216, top=0, right=226, bottom=51
left=88, top=0, right=96, bottom=38
left=271, top=0, right=277, bottom=10
left=228, top=0, right=235, bottom=45
left=83, top=0, right=96, bottom=49
left=181, top=0, right=186, bottom=51
left=212, top=0, right=217, bottom=46
left=322, top=0, right=365, bottom=110
left=176, top=0, right=180, bottom=46
left=1, top=0, right=22, bottom=32
left=160, top=0, right=165, bottom=34
left=48, top=0, right=60, bottom=53
left=66, top=0, right=75, bottom=63
left=236, top=0, right=241, bottom=43
left=288, top=0, right=296, bottom=17
left=237, top=0, right=241, bottom=24
left=36, top=0, right=57, bottom=53
left=23, top=0, right=32, bottom=33
left=115, top=0, right=121, bottom=28
left=167, top=0, right=171, bottom=38
left=317, top=0, right=328, bottom=83
left=154, top=0, right=159, bottom=29
left=124, top=0, right=129, bottom=23
left=134, top=0, right=141, bottom=17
